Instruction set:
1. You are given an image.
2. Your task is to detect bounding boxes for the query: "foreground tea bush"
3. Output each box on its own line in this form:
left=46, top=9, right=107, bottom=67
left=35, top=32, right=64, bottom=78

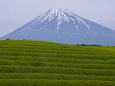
left=0, top=40, right=115, bottom=86
left=0, top=79, right=115, bottom=86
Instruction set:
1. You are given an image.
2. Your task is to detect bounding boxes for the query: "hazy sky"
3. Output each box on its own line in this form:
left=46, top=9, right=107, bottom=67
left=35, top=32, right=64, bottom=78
left=0, top=0, right=115, bottom=37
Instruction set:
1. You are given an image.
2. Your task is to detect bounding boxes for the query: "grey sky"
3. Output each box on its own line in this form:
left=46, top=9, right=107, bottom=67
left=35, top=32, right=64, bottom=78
left=0, top=0, right=115, bottom=37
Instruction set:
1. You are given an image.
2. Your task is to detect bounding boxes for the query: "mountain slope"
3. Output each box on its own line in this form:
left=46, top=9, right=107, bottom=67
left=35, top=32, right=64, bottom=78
left=1, top=8, right=115, bottom=45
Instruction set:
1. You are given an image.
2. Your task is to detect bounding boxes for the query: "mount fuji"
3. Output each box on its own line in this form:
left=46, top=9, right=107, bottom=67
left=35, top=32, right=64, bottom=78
left=1, top=8, right=115, bottom=45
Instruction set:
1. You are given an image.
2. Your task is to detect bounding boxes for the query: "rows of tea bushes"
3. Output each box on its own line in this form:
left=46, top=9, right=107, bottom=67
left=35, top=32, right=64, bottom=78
left=0, top=40, right=115, bottom=86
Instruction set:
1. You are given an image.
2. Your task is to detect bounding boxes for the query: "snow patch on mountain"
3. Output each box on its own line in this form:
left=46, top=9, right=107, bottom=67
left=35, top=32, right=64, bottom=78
left=23, top=8, right=91, bottom=32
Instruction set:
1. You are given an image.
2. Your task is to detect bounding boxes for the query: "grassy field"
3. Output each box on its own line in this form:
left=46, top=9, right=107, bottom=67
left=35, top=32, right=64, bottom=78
left=0, top=40, right=115, bottom=86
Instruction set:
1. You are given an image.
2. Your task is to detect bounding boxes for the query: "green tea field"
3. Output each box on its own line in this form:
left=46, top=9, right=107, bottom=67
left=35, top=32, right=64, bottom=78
left=0, top=40, right=115, bottom=86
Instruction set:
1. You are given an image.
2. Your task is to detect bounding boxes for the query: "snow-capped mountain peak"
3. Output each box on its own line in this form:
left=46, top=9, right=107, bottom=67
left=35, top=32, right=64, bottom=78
left=29, top=8, right=91, bottom=32
left=1, top=8, right=115, bottom=46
